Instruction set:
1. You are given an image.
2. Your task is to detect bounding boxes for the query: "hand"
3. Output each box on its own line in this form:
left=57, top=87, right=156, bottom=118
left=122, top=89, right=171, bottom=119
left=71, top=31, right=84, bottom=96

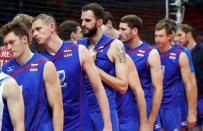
left=187, top=112, right=197, bottom=129
left=147, top=119, right=155, bottom=131
left=140, top=122, right=149, bottom=131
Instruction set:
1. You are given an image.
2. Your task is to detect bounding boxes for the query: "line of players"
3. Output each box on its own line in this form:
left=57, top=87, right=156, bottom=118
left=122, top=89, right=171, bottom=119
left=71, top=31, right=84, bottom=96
left=0, top=2, right=202, bottom=131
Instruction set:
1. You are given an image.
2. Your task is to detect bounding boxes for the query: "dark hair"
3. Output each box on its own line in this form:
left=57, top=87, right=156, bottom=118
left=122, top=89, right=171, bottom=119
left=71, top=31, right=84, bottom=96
left=59, top=20, right=80, bottom=41
left=120, top=14, right=143, bottom=34
left=0, top=21, right=29, bottom=42
left=103, top=11, right=116, bottom=28
left=81, top=3, right=104, bottom=20
left=178, top=24, right=194, bottom=36
left=155, top=21, right=173, bottom=35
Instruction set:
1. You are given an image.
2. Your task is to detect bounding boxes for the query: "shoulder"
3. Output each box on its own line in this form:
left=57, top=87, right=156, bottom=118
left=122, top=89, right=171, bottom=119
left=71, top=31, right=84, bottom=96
left=3, top=78, right=19, bottom=99
left=110, top=39, right=124, bottom=48
left=149, top=48, right=160, bottom=57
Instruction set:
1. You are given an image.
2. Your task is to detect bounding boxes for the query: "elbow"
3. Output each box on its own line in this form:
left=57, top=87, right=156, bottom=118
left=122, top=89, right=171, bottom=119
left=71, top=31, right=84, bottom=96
left=119, top=85, right=128, bottom=95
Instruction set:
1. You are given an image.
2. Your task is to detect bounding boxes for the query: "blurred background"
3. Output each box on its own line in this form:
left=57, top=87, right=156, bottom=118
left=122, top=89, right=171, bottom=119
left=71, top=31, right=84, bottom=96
left=0, top=0, right=203, bottom=44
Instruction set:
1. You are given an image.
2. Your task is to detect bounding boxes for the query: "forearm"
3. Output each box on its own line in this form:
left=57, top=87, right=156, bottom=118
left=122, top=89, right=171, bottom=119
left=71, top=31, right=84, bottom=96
left=98, top=67, right=127, bottom=94
left=191, top=74, right=198, bottom=109
left=134, top=89, right=148, bottom=124
left=185, top=83, right=197, bottom=114
left=94, top=86, right=112, bottom=129
left=53, top=105, right=64, bottom=131
left=14, top=121, right=24, bottom=131
left=148, top=86, right=162, bottom=124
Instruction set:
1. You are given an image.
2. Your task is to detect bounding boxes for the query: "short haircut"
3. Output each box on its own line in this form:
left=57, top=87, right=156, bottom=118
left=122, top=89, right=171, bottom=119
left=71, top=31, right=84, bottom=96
left=178, top=24, right=194, bottom=36
left=158, top=18, right=177, bottom=32
left=33, top=13, right=57, bottom=32
left=81, top=3, right=104, bottom=20
left=103, top=11, right=116, bottom=28
left=0, top=21, right=29, bottom=42
left=59, top=20, right=80, bottom=41
left=120, top=14, right=143, bottom=33
left=155, top=21, right=173, bottom=35
left=12, top=14, right=33, bottom=30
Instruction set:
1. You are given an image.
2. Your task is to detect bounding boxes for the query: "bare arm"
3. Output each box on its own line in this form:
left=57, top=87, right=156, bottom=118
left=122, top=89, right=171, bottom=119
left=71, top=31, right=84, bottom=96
left=3, top=78, right=24, bottom=131
left=147, top=49, right=163, bottom=128
left=79, top=45, right=112, bottom=130
left=179, top=52, right=197, bottom=128
left=126, top=55, right=148, bottom=130
left=43, top=61, right=64, bottom=131
left=98, top=39, right=128, bottom=94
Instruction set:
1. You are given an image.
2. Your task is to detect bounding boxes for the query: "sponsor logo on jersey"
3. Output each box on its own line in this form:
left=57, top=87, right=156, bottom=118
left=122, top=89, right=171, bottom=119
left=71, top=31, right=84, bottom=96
left=6, top=66, right=14, bottom=72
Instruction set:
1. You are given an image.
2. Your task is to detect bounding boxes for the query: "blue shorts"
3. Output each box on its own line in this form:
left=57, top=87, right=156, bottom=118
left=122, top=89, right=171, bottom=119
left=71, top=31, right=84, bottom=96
left=159, top=106, right=181, bottom=131
left=197, top=99, right=203, bottom=126
left=146, top=100, right=162, bottom=131
left=119, top=119, right=139, bottom=131
left=90, top=109, right=119, bottom=131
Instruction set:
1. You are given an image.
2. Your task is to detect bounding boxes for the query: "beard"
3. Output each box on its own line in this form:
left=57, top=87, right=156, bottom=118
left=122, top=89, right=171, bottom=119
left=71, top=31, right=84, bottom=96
left=82, top=25, right=97, bottom=37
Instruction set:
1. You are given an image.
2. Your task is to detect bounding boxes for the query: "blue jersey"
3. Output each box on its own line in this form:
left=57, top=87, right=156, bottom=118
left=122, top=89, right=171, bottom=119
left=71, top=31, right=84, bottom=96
left=116, top=88, right=139, bottom=122
left=78, top=34, right=117, bottom=112
left=157, top=46, right=184, bottom=107
left=2, top=53, right=53, bottom=131
left=173, top=43, right=195, bottom=73
left=0, top=72, right=13, bottom=130
left=41, top=41, right=91, bottom=130
left=126, top=42, right=153, bottom=101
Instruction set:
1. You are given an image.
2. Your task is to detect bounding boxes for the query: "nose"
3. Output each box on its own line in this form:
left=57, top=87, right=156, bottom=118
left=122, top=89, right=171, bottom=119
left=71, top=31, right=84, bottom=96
left=7, top=44, right=12, bottom=51
left=81, top=20, right=86, bottom=27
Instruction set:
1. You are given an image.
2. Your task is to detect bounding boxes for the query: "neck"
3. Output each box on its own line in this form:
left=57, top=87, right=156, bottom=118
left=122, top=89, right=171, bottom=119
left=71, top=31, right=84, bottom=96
left=127, top=36, right=142, bottom=48
left=187, top=38, right=197, bottom=50
left=159, top=42, right=172, bottom=52
left=44, top=33, right=63, bottom=55
left=16, top=46, right=34, bottom=65
left=88, top=28, right=103, bottom=46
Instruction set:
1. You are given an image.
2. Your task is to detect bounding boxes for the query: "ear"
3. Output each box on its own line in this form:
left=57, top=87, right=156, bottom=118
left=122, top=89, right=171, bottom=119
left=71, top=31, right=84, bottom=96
left=186, top=32, right=192, bottom=39
left=97, top=19, right=103, bottom=27
left=70, top=32, right=76, bottom=41
left=50, top=23, right=56, bottom=32
left=107, top=20, right=113, bottom=28
left=21, top=35, right=28, bottom=44
left=131, top=27, right=138, bottom=35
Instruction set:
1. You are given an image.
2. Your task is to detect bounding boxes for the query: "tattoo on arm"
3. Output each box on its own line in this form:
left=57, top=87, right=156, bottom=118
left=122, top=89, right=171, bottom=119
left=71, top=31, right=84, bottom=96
left=116, top=46, right=126, bottom=63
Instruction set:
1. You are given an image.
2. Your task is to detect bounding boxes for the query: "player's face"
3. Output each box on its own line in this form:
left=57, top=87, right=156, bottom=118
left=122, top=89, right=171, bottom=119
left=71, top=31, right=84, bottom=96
left=155, top=28, right=172, bottom=49
left=81, top=10, right=98, bottom=37
left=32, top=19, right=52, bottom=45
left=119, top=22, right=132, bottom=42
left=175, top=28, right=189, bottom=47
left=3, top=32, right=27, bottom=59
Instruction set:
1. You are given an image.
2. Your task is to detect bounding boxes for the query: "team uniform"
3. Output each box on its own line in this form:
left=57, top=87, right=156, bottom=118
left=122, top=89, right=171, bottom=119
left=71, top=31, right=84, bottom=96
left=173, top=43, right=195, bottom=128
left=78, top=34, right=119, bottom=131
left=2, top=53, right=53, bottom=131
left=191, top=43, right=203, bottom=126
left=41, top=41, right=92, bottom=130
left=126, top=41, right=161, bottom=130
left=116, top=88, right=139, bottom=131
left=157, top=45, right=184, bottom=131
left=0, top=72, right=13, bottom=130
